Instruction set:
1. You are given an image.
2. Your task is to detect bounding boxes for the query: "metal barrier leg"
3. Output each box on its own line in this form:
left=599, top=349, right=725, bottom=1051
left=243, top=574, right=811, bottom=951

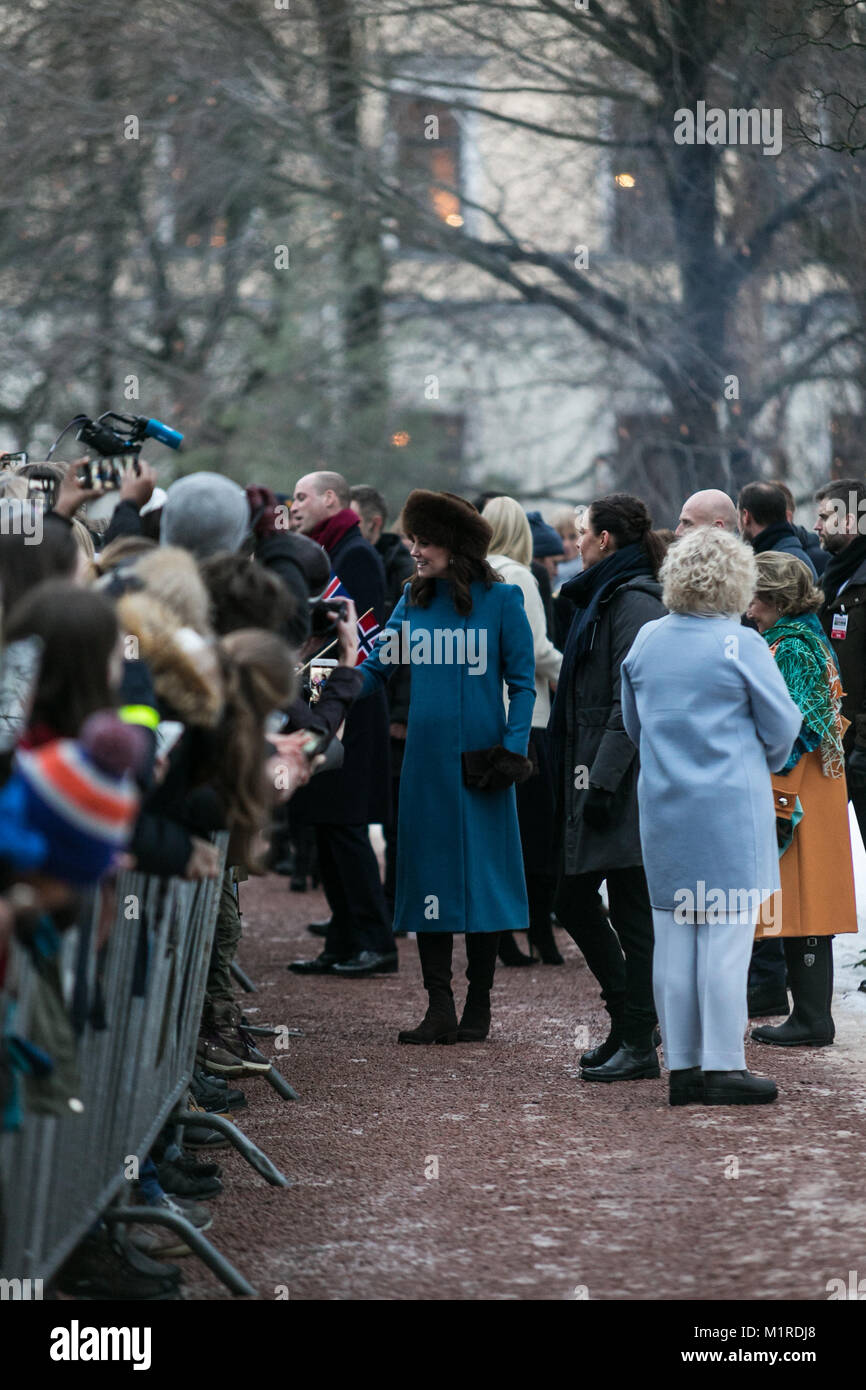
left=264, top=1066, right=300, bottom=1102
left=105, top=1207, right=256, bottom=1298
left=175, top=1109, right=291, bottom=1187
left=230, top=960, right=257, bottom=993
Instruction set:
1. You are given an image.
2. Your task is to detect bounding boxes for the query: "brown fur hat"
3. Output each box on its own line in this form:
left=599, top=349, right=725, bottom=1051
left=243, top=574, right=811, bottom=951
left=400, top=491, right=492, bottom=562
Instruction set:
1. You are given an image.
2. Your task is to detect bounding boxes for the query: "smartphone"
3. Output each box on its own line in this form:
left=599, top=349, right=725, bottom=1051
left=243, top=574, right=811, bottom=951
left=0, top=637, right=43, bottom=754
left=308, top=658, right=338, bottom=705
left=0, top=452, right=27, bottom=469
left=301, top=728, right=332, bottom=760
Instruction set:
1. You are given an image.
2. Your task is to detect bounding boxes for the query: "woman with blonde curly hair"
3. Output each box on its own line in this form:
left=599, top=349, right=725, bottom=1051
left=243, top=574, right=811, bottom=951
left=621, top=527, right=801, bottom=1107
left=746, top=553, right=857, bottom=1048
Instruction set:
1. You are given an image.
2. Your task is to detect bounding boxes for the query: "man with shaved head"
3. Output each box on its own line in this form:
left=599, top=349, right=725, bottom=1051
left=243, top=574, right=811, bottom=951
left=675, top=489, right=738, bottom=537
left=289, top=469, right=396, bottom=979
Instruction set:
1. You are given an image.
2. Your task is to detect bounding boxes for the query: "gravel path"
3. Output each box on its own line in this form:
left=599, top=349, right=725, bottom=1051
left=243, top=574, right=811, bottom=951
left=180, top=871, right=866, bottom=1302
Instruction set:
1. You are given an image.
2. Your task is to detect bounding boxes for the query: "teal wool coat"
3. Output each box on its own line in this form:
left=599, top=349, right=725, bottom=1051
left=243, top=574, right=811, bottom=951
left=360, top=578, right=536, bottom=934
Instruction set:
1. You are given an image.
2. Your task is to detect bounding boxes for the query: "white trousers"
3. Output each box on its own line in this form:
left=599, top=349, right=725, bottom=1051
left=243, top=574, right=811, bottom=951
left=652, top=908, right=756, bottom=1071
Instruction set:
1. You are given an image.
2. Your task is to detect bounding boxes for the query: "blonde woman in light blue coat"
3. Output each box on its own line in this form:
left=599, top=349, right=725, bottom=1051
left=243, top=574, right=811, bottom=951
left=621, top=527, right=801, bottom=1109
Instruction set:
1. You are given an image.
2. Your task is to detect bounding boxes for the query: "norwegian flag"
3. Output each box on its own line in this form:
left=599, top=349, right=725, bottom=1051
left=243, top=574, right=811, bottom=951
left=322, top=573, right=381, bottom=666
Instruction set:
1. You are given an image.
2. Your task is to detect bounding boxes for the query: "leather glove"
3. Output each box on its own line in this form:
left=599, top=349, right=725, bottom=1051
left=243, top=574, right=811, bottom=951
left=847, top=746, right=866, bottom=791
left=246, top=484, right=283, bottom=539
left=582, top=785, right=614, bottom=831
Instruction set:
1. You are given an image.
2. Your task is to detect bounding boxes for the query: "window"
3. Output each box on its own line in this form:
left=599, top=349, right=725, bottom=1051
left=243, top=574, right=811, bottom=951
left=390, top=94, right=464, bottom=231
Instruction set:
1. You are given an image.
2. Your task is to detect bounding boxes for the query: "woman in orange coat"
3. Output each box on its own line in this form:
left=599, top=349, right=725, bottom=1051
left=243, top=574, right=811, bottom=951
left=747, top=553, right=857, bottom=1046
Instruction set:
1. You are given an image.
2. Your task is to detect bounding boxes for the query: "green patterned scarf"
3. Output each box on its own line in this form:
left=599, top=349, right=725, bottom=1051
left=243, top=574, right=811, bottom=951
left=763, top=616, right=845, bottom=777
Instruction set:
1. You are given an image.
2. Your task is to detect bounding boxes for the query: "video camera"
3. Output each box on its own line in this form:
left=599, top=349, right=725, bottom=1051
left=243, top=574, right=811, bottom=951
left=47, top=410, right=184, bottom=463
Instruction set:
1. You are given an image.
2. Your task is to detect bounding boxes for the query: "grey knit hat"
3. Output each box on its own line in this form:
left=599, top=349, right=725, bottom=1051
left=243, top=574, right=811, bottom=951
left=161, top=473, right=250, bottom=559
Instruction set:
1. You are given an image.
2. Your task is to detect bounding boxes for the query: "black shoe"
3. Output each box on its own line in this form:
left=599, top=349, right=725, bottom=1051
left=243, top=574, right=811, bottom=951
left=332, top=950, right=399, bottom=977
left=190, top=1069, right=247, bottom=1110
left=288, top=952, right=343, bottom=975
left=307, top=923, right=329, bottom=937
left=398, top=1002, right=459, bottom=1044
left=579, top=1031, right=622, bottom=1069
left=456, top=1004, right=491, bottom=1042
left=704, top=1069, right=778, bottom=1106
left=497, top=931, right=534, bottom=967
left=527, top=919, right=564, bottom=965
left=56, top=1230, right=179, bottom=1300
left=669, top=1066, right=704, bottom=1107
left=173, top=1152, right=222, bottom=1180
left=157, top=1159, right=223, bottom=1199
left=580, top=1042, right=660, bottom=1082
left=747, top=989, right=789, bottom=1017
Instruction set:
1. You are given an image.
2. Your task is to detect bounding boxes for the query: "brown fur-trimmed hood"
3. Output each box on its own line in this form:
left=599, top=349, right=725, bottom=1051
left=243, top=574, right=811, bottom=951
left=118, top=591, right=223, bottom=728
left=130, top=545, right=213, bottom=635
left=400, top=491, right=492, bottom=562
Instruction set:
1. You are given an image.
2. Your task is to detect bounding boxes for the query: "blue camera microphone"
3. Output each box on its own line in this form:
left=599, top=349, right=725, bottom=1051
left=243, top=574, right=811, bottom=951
left=142, top=417, right=184, bottom=450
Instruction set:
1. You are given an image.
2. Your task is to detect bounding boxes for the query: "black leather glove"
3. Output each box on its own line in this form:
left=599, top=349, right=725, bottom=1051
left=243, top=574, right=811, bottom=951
left=582, top=785, right=614, bottom=831
left=847, top=746, right=866, bottom=791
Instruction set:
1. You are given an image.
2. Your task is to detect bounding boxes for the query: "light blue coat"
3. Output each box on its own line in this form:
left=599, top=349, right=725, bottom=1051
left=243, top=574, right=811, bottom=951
left=620, top=614, right=802, bottom=912
left=360, top=578, right=536, bottom=933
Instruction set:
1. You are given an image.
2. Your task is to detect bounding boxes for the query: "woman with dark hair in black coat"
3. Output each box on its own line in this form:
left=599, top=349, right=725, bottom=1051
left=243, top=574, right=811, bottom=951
left=549, top=493, right=667, bottom=1083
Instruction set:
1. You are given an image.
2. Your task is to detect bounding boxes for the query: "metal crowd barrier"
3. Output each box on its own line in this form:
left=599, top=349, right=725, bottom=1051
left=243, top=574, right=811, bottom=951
left=0, top=835, right=288, bottom=1297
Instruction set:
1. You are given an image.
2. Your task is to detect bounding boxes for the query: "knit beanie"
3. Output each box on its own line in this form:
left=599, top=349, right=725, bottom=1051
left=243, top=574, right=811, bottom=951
left=9, top=713, right=145, bottom=886
left=526, top=511, right=564, bottom=559
left=161, top=473, right=250, bottom=559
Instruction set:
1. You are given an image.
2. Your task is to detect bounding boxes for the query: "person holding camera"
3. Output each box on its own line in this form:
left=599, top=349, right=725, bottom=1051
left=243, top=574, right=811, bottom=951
left=288, top=471, right=395, bottom=978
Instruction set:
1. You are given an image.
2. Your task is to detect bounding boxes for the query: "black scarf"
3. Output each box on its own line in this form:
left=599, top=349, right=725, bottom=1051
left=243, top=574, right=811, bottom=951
left=821, top=533, right=866, bottom=608
left=751, top=520, right=799, bottom=555
left=548, top=542, right=654, bottom=740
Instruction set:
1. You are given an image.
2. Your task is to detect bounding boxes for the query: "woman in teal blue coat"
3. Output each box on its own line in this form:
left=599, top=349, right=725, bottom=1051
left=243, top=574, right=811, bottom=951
left=360, top=491, right=536, bottom=1044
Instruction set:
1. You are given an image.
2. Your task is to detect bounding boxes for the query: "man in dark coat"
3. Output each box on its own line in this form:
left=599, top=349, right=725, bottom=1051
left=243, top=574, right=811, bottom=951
left=769, top=477, right=827, bottom=576
left=350, top=485, right=414, bottom=921
left=288, top=471, right=396, bottom=977
left=816, top=477, right=866, bottom=847
left=738, top=481, right=818, bottom=578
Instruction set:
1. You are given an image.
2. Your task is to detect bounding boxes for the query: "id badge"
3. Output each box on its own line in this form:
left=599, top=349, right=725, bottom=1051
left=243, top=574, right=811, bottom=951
left=831, top=611, right=848, bottom=640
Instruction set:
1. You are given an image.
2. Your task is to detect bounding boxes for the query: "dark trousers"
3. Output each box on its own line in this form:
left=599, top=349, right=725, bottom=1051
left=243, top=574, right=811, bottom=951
left=748, top=938, right=787, bottom=996
left=554, top=866, right=656, bottom=1048
left=318, top=823, right=395, bottom=960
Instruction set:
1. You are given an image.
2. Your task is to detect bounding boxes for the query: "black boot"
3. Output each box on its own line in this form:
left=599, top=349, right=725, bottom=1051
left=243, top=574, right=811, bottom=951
left=580, top=1040, right=660, bottom=1082
left=497, top=930, right=534, bottom=967
left=527, top=877, right=564, bottom=964
left=704, top=1070, right=778, bottom=1105
left=751, top=936, right=835, bottom=1047
left=528, top=919, right=564, bottom=965
left=398, top=934, right=458, bottom=1044
left=458, top=933, right=500, bottom=1040
left=669, top=1067, right=704, bottom=1107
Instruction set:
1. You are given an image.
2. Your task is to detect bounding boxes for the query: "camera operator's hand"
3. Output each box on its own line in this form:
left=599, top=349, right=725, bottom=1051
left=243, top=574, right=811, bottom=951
left=53, top=458, right=103, bottom=517
left=336, top=597, right=359, bottom=667
left=120, top=457, right=156, bottom=510
left=183, top=836, right=221, bottom=880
